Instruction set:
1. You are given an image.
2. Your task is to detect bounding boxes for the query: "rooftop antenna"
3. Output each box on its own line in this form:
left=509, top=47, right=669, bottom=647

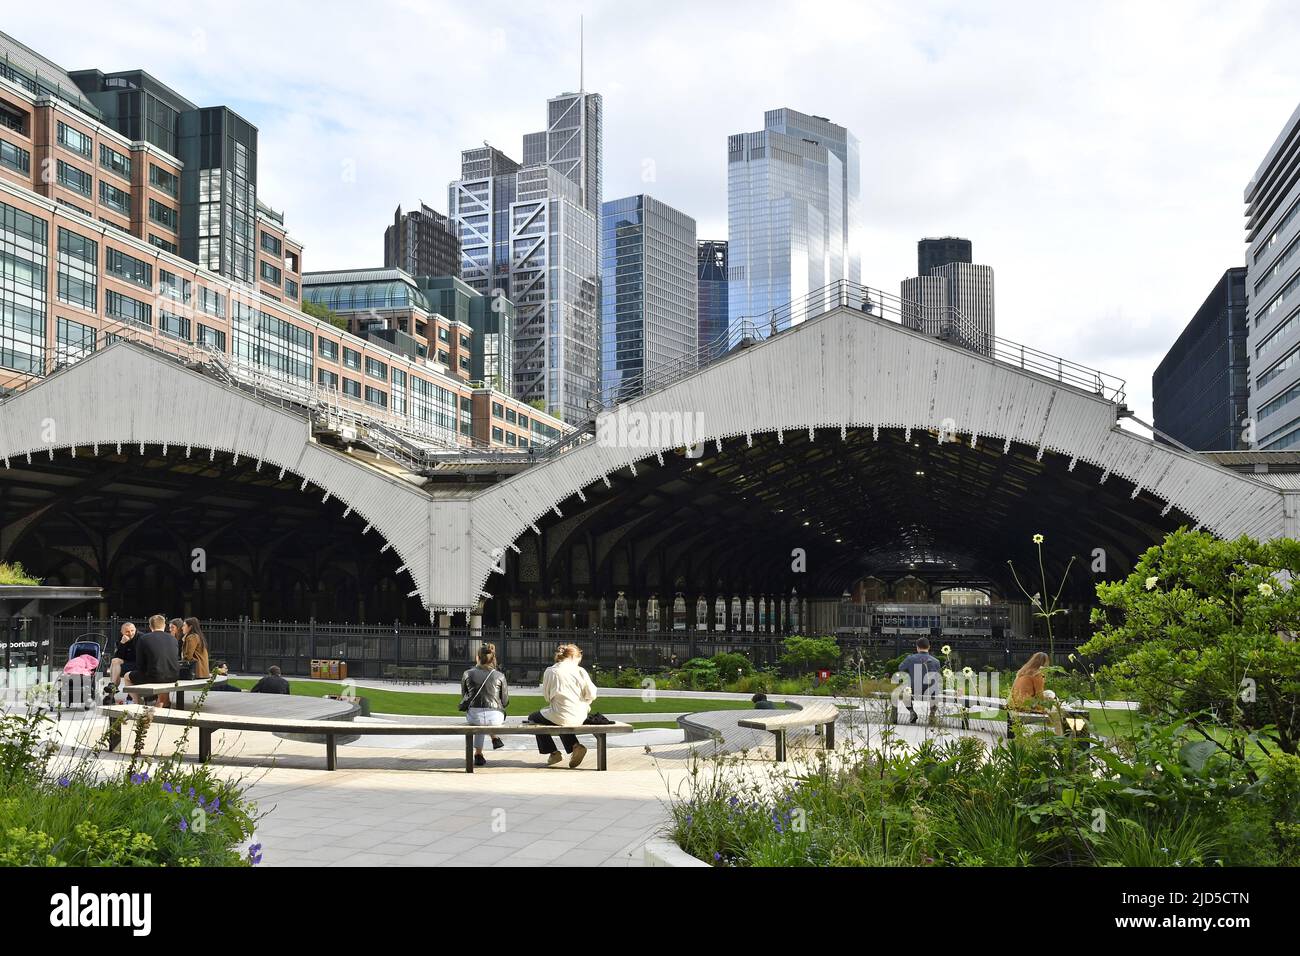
left=580, top=15, right=584, bottom=92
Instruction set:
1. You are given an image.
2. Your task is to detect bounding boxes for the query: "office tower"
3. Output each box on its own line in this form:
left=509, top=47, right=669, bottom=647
left=1246, top=103, right=1300, bottom=450
left=1153, top=268, right=1249, bottom=451
left=900, top=237, right=994, bottom=354
left=419, top=274, right=515, bottom=389
left=384, top=203, right=460, bottom=280
left=918, top=236, right=972, bottom=276
left=524, top=91, right=602, bottom=216
left=601, top=195, right=697, bottom=400
left=727, top=108, right=859, bottom=342
left=449, top=90, right=603, bottom=424
left=697, top=240, right=729, bottom=355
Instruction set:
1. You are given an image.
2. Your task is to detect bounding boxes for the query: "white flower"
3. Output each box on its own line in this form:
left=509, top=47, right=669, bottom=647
left=1068, top=653, right=1076, bottom=663
left=962, top=666, right=973, bottom=677
left=942, top=668, right=953, bottom=679
left=941, top=645, right=952, bottom=655
left=1145, top=576, right=1159, bottom=591
left=1258, top=582, right=1275, bottom=597
left=1032, top=533, right=1044, bottom=545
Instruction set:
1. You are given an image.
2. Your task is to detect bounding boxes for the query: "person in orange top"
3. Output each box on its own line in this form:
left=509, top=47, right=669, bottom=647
left=1009, top=652, right=1063, bottom=733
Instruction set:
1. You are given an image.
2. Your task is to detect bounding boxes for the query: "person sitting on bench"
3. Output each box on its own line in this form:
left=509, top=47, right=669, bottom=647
left=1009, top=652, right=1063, bottom=733
left=752, top=692, right=777, bottom=710
left=250, top=665, right=291, bottom=694
left=123, top=614, right=180, bottom=706
left=209, top=662, right=241, bottom=691
left=527, top=643, right=597, bottom=768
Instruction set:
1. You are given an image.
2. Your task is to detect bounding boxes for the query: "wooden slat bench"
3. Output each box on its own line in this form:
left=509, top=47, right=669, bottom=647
left=870, top=690, right=1089, bottom=738
left=121, top=676, right=227, bottom=709
left=737, top=701, right=841, bottom=761
left=100, top=704, right=633, bottom=772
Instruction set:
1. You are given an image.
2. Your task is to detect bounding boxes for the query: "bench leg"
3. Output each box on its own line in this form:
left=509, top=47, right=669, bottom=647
left=465, top=735, right=474, bottom=773
left=774, top=730, right=787, bottom=762
left=825, top=721, right=835, bottom=751
left=597, top=734, right=608, bottom=771
left=176, top=690, right=185, bottom=710
left=325, top=734, right=337, bottom=771
left=199, top=727, right=212, bottom=763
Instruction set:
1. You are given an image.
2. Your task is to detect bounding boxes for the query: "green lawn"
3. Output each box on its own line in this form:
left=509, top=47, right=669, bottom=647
left=225, top=678, right=757, bottom=722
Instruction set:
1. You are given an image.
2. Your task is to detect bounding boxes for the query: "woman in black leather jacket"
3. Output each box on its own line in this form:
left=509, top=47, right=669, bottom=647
left=461, top=643, right=509, bottom=766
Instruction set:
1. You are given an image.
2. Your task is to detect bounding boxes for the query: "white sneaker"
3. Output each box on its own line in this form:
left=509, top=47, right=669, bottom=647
left=547, top=752, right=564, bottom=767
left=569, top=743, right=588, bottom=768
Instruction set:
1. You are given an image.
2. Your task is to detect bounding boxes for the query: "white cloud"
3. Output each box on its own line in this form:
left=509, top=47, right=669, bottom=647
left=11, top=0, right=1300, bottom=421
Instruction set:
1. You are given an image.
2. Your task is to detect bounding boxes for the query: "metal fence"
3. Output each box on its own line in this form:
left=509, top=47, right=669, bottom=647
left=45, top=616, right=1088, bottom=683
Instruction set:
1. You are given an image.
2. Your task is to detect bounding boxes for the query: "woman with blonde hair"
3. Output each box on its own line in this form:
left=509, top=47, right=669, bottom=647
left=460, top=642, right=509, bottom=766
left=1009, top=651, right=1061, bottom=732
left=527, top=643, right=598, bottom=768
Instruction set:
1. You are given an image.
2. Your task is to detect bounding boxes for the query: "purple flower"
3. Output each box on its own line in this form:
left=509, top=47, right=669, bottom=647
left=247, top=843, right=263, bottom=866
left=178, top=818, right=188, bottom=832
left=775, top=822, right=784, bottom=834
left=713, top=852, right=721, bottom=861
left=130, top=772, right=148, bottom=785
left=197, top=794, right=206, bottom=807
left=57, top=776, right=71, bottom=788
left=728, top=796, right=739, bottom=807
left=162, top=782, right=174, bottom=793
left=210, top=798, right=220, bottom=813
left=188, top=787, right=195, bottom=798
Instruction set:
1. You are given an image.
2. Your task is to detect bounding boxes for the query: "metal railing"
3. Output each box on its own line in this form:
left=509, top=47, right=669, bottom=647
left=43, top=617, right=1087, bottom=684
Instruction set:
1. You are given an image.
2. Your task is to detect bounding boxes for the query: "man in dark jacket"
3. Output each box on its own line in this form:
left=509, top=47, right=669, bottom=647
left=124, top=614, right=180, bottom=704
left=250, top=665, right=291, bottom=694
left=752, top=693, right=777, bottom=710
left=896, top=637, right=942, bottom=724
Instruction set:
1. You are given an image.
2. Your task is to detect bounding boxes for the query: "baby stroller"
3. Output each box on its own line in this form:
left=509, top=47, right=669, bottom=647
left=58, top=637, right=104, bottom=716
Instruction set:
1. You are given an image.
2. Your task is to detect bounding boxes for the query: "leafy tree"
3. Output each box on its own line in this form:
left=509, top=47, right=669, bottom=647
left=1084, top=529, right=1300, bottom=758
left=710, top=652, right=753, bottom=681
left=779, top=635, right=840, bottom=674
left=302, top=299, right=349, bottom=331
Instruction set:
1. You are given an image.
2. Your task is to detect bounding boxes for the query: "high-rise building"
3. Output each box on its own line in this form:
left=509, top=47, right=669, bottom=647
left=727, top=108, right=859, bottom=342
left=917, top=236, right=972, bottom=276
left=524, top=92, right=602, bottom=216
left=384, top=203, right=460, bottom=279
left=601, top=195, right=697, bottom=400
left=900, top=237, right=993, bottom=354
left=697, top=240, right=728, bottom=354
left=1246, top=103, right=1300, bottom=450
left=449, top=92, right=602, bottom=424
left=1153, top=268, right=1248, bottom=451
left=419, top=274, right=514, bottom=390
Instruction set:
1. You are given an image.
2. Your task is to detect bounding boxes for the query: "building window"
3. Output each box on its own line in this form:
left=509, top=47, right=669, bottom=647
left=506, top=431, right=517, bottom=446
left=56, top=227, right=97, bottom=311
left=230, top=300, right=313, bottom=382
left=99, top=143, right=131, bottom=180
left=0, top=201, right=48, bottom=373
left=98, top=181, right=130, bottom=215
left=460, top=334, right=470, bottom=349
left=261, top=232, right=282, bottom=255
left=438, top=327, right=449, bottom=342
left=159, top=311, right=190, bottom=341
left=197, top=324, right=226, bottom=352
left=492, top=402, right=504, bottom=418
left=260, top=260, right=281, bottom=285
left=0, top=101, right=28, bottom=135
left=365, top=356, right=388, bottom=381
left=56, top=122, right=92, bottom=158
left=198, top=286, right=225, bottom=318
left=105, top=247, right=152, bottom=287
left=0, top=139, right=30, bottom=175
left=492, top=426, right=504, bottom=443
left=519, top=414, right=530, bottom=429
left=342, top=346, right=360, bottom=370
left=99, top=217, right=128, bottom=233
left=460, top=421, right=471, bottom=436
left=56, top=316, right=95, bottom=363
left=148, top=198, right=177, bottom=231
left=318, top=338, right=338, bottom=361
left=437, top=349, right=449, bottom=364
left=505, top=408, right=516, bottom=424
left=56, top=198, right=92, bottom=217
left=56, top=160, right=92, bottom=197
left=318, top=368, right=339, bottom=389
left=285, top=278, right=298, bottom=298
left=148, top=234, right=177, bottom=253
left=105, top=289, right=151, bottom=328
left=149, top=164, right=179, bottom=197
left=160, top=270, right=191, bottom=304
left=365, top=385, right=388, bottom=408
left=342, top=377, right=361, bottom=398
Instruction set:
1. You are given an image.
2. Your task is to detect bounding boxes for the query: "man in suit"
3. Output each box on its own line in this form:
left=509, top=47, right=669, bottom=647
left=124, top=614, right=180, bottom=705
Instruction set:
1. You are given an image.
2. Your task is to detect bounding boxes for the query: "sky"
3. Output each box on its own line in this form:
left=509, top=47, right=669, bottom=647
left=11, top=0, right=1300, bottom=423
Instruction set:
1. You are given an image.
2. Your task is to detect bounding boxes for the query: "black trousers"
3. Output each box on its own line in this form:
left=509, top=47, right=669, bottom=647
left=527, top=711, right=582, bottom=754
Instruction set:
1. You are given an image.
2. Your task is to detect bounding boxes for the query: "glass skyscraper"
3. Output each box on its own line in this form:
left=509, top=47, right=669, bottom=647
left=727, top=108, right=859, bottom=343
left=601, top=195, right=697, bottom=400
left=449, top=138, right=599, bottom=422
left=697, top=240, right=728, bottom=357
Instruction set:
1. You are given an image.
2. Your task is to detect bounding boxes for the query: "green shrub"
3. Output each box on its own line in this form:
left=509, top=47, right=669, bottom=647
left=779, top=635, right=840, bottom=675
left=710, top=652, right=753, bottom=680
left=0, top=562, right=39, bottom=586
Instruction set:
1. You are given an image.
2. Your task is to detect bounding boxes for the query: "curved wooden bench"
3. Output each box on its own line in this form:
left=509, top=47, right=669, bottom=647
left=737, top=701, right=841, bottom=761
left=100, top=704, right=633, bottom=772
